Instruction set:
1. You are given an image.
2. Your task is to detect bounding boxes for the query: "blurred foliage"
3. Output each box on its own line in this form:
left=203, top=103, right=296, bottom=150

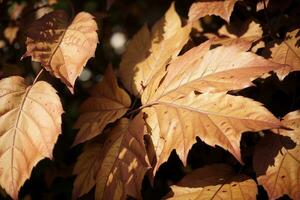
left=0, top=0, right=300, bottom=199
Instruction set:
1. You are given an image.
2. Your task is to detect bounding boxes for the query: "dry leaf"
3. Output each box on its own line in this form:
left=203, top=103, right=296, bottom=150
left=73, top=114, right=150, bottom=199
left=254, top=132, right=300, bottom=200
left=73, top=66, right=131, bottom=146
left=215, top=21, right=263, bottom=51
left=166, top=164, right=257, bottom=199
left=119, top=4, right=191, bottom=97
left=4, top=26, right=19, bottom=44
left=8, top=2, right=26, bottom=20
left=141, top=41, right=283, bottom=173
left=72, top=141, right=104, bottom=198
left=143, top=92, right=281, bottom=173
left=275, top=110, right=300, bottom=145
left=188, top=0, right=238, bottom=23
left=22, top=10, right=98, bottom=93
left=0, top=76, right=63, bottom=199
left=142, top=41, right=283, bottom=103
left=271, top=29, right=300, bottom=80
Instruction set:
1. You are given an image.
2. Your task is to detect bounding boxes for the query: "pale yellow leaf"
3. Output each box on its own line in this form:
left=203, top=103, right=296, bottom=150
left=73, top=66, right=131, bottom=146
left=166, top=164, right=257, bottom=199
left=254, top=132, right=300, bottom=200
left=271, top=29, right=300, bottom=80
left=22, top=10, right=98, bottom=93
left=188, top=0, right=239, bottom=23
left=0, top=76, right=63, bottom=199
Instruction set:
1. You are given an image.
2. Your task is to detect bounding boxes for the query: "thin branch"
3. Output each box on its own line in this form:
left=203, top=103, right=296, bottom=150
left=33, top=68, right=44, bottom=84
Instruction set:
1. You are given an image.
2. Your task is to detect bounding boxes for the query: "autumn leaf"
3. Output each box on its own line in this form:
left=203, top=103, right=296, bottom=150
left=0, top=76, right=63, bottom=199
left=275, top=110, right=300, bottom=144
left=188, top=0, right=239, bottom=23
left=119, top=3, right=191, bottom=97
left=4, top=26, right=19, bottom=44
left=72, top=114, right=150, bottom=199
left=166, top=164, right=257, bottom=199
left=215, top=21, right=263, bottom=51
left=254, top=132, right=300, bottom=199
left=73, top=66, right=131, bottom=146
left=270, top=29, right=300, bottom=80
left=141, top=41, right=283, bottom=173
left=22, top=10, right=98, bottom=93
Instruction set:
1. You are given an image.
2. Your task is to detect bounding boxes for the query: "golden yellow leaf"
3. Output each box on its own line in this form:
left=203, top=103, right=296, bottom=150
left=4, top=26, right=19, bottom=44
left=143, top=92, right=281, bottom=173
left=119, top=4, right=191, bottom=97
left=254, top=132, right=300, bottom=200
left=188, top=0, right=239, bottom=23
left=0, top=76, right=63, bottom=199
left=73, top=66, right=131, bottom=146
left=73, top=114, right=150, bottom=199
left=271, top=29, right=300, bottom=80
left=166, top=164, right=257, bottom=199
left=22, top=10, right=98, bottom=93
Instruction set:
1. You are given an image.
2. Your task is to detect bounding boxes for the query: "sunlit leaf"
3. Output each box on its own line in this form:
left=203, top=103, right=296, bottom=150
left=22, top=10, right=98, bottom=93
left=0, top=76, right=63, bottom=199
left=119, top=3, right=191, bottom=97
left=188, top=0, right=238, bottom=23
left=166, top=164, right=257, bottom=199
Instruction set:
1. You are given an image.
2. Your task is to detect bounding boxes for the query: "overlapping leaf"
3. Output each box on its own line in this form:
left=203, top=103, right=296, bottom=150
left=73, top=66, right=131, bottom=146
left=254, top=111, right=300, bottom=200
left=188, top=0, right=238, bottom=23
left=270, top=29, right=300, bottom=80
left=141, top=41, right=283, bottom=172
left=119, top=3, right=191, bottom=97
left=22, top=10, right=98, bottom=93
left=166, top=164, right=257, bottom=199
left=72, top=114, right=150, bottom=199
left=0, top=76, right=63, bottom=199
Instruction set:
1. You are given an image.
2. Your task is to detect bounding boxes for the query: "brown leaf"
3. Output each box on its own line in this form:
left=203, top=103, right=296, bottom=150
left=254, top=132, right=300, bottom=200
left=0, top=76, right=63, bottom=199
left=22, top=10, right=98, bottom=93
left=4, top=26, right=19, bottom=44
left=166, top=164, right=257, bottom=199
left=73, top=66, right=131, bottom=146
left=188, top=0, right=238, bottom=23
left=119, top=3, right=191, bottom=97
left=73, top=114, right=150, bottom=199
left=143, top=92, right=281, bottom=173
left=271, top=29, right=300, bottom=80
left=8, top=2, right=26, bottom=20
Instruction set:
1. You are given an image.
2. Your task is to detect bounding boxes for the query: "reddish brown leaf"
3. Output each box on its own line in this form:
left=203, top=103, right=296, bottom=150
left=166, top=164, right=257, bottom=199
left=73, top=66, right=131, bottom=146
left=22, top=10, right=98, bottom=93
left=0, top=76, right=63, bottom=199
left=72, top=114, right=150, bottom=199
left=188, top=0, right=238, bottom=23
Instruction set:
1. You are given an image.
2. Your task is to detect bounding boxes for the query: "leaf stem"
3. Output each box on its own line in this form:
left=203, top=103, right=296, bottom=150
left=126, top=102, right=158, bottom=117
left=33, top=68, right=44, bottom=84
